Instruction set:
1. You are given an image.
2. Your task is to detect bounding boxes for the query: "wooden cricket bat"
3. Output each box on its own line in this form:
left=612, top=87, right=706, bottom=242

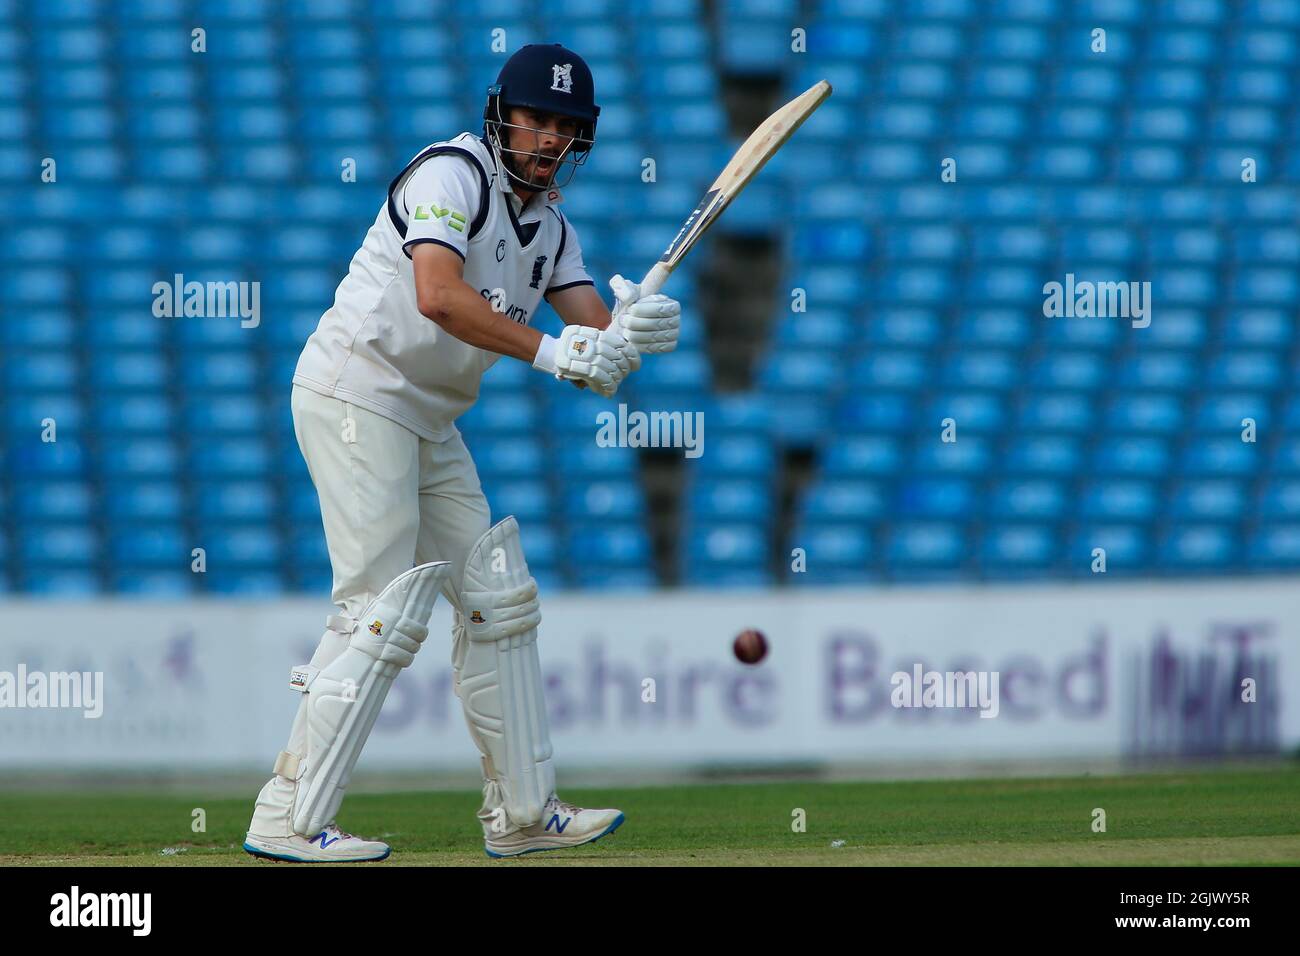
left=637, top=79, right=833, bottom=298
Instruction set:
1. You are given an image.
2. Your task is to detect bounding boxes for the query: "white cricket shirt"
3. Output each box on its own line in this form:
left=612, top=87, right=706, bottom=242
left=293, top=132, right=595, bottom=441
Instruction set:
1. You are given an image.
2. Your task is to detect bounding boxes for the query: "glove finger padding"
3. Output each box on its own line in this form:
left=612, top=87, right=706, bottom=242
left=621, top=307, right=681, bottom=354
left=621, top=312, right=681, bottom=333
left=601, top=325, right=640, bottom=375
left=622, top=339, right=642, bottom=373
left=627, top=294, right=681, bottom=318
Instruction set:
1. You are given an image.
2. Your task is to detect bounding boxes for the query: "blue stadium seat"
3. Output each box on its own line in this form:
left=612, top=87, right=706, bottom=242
left=188, top=438, right=271, bottom=477
left=552, top=441, right=640, bottom=478
left=691, top=478, right=775, bottom=522
left=13, top=477, right=92, bottom=521
left=20, top=571, right=101, bottom=595
left=563, top=482, right=646, bottom=521
left=112, top=571, right=199, bottom=596
left=691, top=435, right=776, bottom=478
left=99, top=439, right=182, bottom=478
left=981, top=526, right=1056, bottom=571
left=911, top=437, right=992, bottom=474
left=1273, top=440, right=1300, bottom=474
left=1017, top=394, right=1095, bottom=432
left=1179, top=438, right=1259, bottom=477
left=108, top=524, right=188, bottom=566
left=198, top=526, right=282, bottom=567
left=896, top=478, right=974, bottom=518
left=566, top=525, right=651, bottom=566
left=6, top=394, right=85, bottom=432
left=205, top=571, right=287, bottom=595
left=1171, top=480, right=1247, bottom=520
left=683, top=522, right=768, bottom=572
left=822, top=436, right=900, bottom=476
left=458, top=394, right=540, bottom=434
left=1004, top=437, right=1082, bottom=476
left=1257, top=480, right=1300, bottom=519
left=104, top=482, right=184, bottom=521
left=1194, top=395, right=1269, bottom=432
left=1080, top=480, right=1157, bottom=521
left=288, top=526, right=330, bottom=567
left=465, top=437, right=545, bottom=478
left=1092, top=437, right=1170, bottom=477
left=986, top=479, right=1066, bottom=520
left=1160, top=526, right=1238, bottom=568
left=887, top=524, right=965, bottom=572
left=1248, top=526, right=1300, bottom=567
left=955, top=310, right=1028, bottom=346
left=485, top=480, right=551, bottom=522
left=194, top=481, right=276, bottom=521
left=183, top=397, right=265, bottom=434
left=1069, top=524, right=1151, bottom=570
left=800, top=480, right=886, bottom=521
left=1105, top=395, right=1185, bottom=433
left=4, top=0, right=1300, bottom=593
left=571, top=566, right=658, bottom=590
left=795, top=524, right=871, bottom=569
left=16, top=525, right=100, bottom=568
left=848, top=352, right=926, bottom=390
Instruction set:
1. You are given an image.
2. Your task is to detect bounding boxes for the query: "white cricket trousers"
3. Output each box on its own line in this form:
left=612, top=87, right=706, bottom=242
left=248, top=385, right=492, bottom=838
left=292, top=383, right=491, bottom=618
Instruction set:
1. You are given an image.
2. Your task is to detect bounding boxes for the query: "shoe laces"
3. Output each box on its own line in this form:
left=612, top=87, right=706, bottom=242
left=547, top=795, right=581, bottom=816
left=323, top=822, right=354, bottom=840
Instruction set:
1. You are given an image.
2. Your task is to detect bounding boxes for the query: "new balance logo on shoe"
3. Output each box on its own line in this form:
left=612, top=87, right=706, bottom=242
left=545, top=813, right=571, bottom=834
left=309, top=831, right=340, bottom=848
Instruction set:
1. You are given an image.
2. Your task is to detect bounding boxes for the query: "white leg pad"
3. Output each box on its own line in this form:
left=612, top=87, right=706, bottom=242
left=285, top=561, right=451, bottom=836
left=456, top=516, right=555, bottom=827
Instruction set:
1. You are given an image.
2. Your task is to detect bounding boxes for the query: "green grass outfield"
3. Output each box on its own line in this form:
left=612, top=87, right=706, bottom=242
left=1, top=767, right=1297, bottom=866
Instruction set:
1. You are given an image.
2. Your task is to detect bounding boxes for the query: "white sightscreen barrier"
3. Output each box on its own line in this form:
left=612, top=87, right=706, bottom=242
left=0, top=578, right=1295, bottom=768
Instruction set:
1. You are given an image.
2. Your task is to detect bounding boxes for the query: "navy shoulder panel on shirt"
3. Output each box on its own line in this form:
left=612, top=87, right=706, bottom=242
left=386, top=143, right=492, bottom=241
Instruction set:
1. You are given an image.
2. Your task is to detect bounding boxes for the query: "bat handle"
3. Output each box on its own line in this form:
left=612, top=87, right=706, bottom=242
left=638, top=260, right=672, bottom=298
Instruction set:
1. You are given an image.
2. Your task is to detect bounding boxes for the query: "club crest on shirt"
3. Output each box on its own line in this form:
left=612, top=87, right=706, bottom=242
left=529, top=255, right=548, bottom=289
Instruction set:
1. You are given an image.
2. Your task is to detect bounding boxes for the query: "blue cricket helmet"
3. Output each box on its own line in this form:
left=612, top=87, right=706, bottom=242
left=483, top=43, right=600, bottom=189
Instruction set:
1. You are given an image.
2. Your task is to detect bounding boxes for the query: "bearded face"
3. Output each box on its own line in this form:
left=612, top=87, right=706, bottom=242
left=499, top=106, right=580, bottom=191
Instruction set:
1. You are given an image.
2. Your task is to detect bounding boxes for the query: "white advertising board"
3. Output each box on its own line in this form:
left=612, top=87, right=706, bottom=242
left=1, top=578, right=1295, bottom=769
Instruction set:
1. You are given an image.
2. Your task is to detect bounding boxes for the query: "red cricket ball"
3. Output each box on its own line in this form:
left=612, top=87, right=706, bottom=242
left=733, top=628, right=768, bottom=665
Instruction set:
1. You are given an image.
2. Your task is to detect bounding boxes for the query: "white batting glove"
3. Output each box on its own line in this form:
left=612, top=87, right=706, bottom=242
left=601, top=323, right=639, bottom=384
left=610, top=274, right=681, bottom=356
left=532, top=324, right=630, bottom=397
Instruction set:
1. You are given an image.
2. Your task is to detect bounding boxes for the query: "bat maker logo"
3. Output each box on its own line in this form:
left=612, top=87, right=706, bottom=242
left=660, top=188, right=721, bottom=262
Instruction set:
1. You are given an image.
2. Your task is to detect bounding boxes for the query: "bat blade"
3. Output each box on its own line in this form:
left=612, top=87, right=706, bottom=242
left=640, top=79, right=832, bottom=295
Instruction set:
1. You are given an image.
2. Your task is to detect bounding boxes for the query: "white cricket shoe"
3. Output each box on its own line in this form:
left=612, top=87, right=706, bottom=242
left=484, top=794, right=625, bottom=859
left=243, top=823, right=391, bottom=863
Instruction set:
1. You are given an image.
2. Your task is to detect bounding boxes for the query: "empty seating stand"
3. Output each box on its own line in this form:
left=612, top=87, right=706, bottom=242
left=1, top=1, right=1298, bottom=593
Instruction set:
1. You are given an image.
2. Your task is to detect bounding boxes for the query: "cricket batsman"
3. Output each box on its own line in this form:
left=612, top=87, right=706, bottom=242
left=242, top=44, right=681, bottom=861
